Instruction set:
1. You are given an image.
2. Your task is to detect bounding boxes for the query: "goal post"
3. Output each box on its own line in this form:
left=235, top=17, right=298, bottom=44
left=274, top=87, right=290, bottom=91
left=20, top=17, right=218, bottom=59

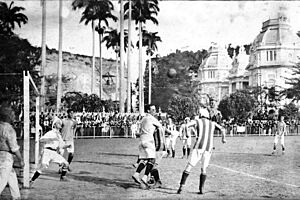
left=23, top=71, right=40, bottom=188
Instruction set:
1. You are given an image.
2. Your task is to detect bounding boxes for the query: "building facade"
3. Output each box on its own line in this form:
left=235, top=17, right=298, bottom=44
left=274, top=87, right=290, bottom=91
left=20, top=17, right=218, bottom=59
left=197, top=43, right=232, bottom=104
left=246, top=11, right=300, bottom=90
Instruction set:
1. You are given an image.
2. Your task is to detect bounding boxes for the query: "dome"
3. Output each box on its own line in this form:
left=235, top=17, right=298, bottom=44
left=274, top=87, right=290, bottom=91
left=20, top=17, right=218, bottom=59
left=201, top=43, right=232, bottom=69
left=252, top=14, right=300, bottom=48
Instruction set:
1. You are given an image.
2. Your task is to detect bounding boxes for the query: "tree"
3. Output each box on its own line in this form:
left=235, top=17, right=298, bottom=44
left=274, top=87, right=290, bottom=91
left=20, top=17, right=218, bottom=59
left=102, top=28, right=130, bottom=102
left=80, top=0, right=117, bottom=98
left=137, top=29, right=161, bottom=104
left=167, top=94, right=202, bottom=123
left=72, top=0, right=97, bottom=99
left=124, top=0, right=160, bottom=113
left=218, top=90, right=256, bottom=121
left=281, top=63, right=300, bottom=101
left=0, top=34, right=41, bottom=103
left=0, top=1, right=28, bottom=35
left=278, top=102, right=299, bottom=121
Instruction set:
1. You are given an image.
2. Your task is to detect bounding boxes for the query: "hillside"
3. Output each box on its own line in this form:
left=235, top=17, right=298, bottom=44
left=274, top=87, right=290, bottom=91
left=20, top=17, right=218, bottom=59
left=43, top=47, right=122, bottom=104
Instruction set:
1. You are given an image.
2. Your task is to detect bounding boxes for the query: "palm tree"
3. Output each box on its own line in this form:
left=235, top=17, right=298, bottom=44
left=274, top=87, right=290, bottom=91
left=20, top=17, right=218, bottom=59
left=80, top=0, right=118, bottom=99
left=102, top=28, right=130, bottom=103
left=40, top=0, right=46, bottom=112
left=57, top=0, right=63, bottom=112
left=124, top=0, right=159, bottom=113
left=72, top=0, right=96, bottom=96
left=0, top=1, right=28, bottom=35
left=126, top=0, right=132, bottom=113
left=137, top=30, right=161, bottom=104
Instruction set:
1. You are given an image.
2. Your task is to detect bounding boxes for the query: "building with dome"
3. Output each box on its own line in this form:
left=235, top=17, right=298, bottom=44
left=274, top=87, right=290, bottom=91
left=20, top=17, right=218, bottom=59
left=197, top=43, right=232, bottom=104
left=228, top=47, right=250, bottom=94
left=246, top=10, right=300, bottom=90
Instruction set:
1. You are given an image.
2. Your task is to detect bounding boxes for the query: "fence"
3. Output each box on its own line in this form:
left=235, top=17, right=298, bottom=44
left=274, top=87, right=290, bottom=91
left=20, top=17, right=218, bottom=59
left=74, top=125, right=133, bottom=139
left=15, top=124, right=300, bottom=140
left=221, top=124, right=300, bottom=137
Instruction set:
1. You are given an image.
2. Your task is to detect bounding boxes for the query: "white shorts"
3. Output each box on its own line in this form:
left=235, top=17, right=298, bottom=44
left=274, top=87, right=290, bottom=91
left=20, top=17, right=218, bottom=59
left=138, top=141, right=156, bottom=159
left=64, top=140, right=75, bottom=153
left=274, top=135, right=285, bottom=146
left=188, top=149, right=212, bottom=170
left=182, top=137, right=192, bottom=146
left=39, top=148, right=69, bottom=171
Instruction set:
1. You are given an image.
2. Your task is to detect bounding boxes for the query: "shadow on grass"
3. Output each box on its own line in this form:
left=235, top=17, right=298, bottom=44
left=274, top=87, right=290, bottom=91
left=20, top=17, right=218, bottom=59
left=51, top=173, right=138, bottom=190
left=74, top=160, right=133, bottom=169
left=214, top=152, right=274, bottom=157
left=96, top=152, right=137, bottom=158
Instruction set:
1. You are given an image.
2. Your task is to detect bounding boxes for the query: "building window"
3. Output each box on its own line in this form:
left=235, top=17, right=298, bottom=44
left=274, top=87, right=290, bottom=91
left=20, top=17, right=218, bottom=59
left=266, top=51, right=268, bottom=61
left=274, top=51, right=277, bottom=60
left=270, top=51, right=273, bottom=61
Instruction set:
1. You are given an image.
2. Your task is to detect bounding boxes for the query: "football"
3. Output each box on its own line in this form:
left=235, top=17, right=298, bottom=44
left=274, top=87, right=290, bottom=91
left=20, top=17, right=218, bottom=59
left=167, top=68, right=177, bottom=78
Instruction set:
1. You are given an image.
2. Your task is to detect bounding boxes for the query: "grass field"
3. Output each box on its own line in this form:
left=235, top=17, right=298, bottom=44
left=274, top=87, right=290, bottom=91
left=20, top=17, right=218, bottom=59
left=1, top=135, right=300, bottom=200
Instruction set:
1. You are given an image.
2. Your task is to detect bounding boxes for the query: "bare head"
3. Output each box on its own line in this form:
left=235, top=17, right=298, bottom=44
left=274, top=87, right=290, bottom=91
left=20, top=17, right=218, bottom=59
left=0, top=103, right=15, bottom=124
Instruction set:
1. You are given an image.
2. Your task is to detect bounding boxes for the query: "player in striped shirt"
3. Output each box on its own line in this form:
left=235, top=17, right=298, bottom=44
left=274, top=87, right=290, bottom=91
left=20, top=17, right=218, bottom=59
left=177, top=109, right=226, bottom=195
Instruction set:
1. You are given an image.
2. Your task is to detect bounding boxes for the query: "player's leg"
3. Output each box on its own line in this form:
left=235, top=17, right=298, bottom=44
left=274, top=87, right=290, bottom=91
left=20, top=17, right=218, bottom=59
left=7, top=168, right=21, bottom=199
left=133, top=155, right=141, bottom=168
left=141, top=158, right=155, bottom=185
left=272, top=135, right=279, bottom=154
left=182, top=140, right=186, bottom=159
left=198, top=151, right=212, bottom=194
left=52, top=152, right=70, bottom=181
left=187, top=137, right=192, bottom=158
left=281, top=135, right=285, bottom=154
left=132, top=159, right=147, bottom=184
left=0, top=163, right=11, bottom=194
left=66, top=140, right=75, bottom=171
left=171, top=139, right=176, bottom=158
left=177, top=149, right=202, bottom=194
left=30, top=150, right=51, bottom=186
left=149, top=151, right=165, bottom=188
left=165, top=137, right=171, bottom=157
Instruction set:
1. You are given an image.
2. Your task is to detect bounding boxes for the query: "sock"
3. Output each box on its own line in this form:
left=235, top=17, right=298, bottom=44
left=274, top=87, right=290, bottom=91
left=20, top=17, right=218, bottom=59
left=151, top=168, right=160, bottom=182
left=31, top=171, right=41, bottom=182
left=60, top=169, right=67, bottom=179
left=182, top=147, right=186, bottom=157
left=179, top=171, right=190, bottom=186
left=67, top=153, right=74, bottom=164
left=144, top=162, right=154, bottom=176
left=273, top=145, right=276, bottom=151
left=172, top=150, right=175, bottom=158
left=282, top=146, right=285, bottom=151
left=136, top=158, right=141, bottom=164
left=187, top=148, right=191, bottom=157
left=136, top=161, right=146, bottom=173
left=199, top=174, right=207, bottom=194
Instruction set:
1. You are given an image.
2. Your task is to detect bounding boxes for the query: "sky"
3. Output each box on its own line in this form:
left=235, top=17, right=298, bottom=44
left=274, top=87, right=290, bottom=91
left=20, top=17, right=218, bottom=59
left=8, top=0, right=300, bottom=80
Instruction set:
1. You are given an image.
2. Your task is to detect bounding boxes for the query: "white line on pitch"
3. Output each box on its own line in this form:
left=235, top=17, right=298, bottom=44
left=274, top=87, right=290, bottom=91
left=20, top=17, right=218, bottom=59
left=210, top=164, right=300, bottom=188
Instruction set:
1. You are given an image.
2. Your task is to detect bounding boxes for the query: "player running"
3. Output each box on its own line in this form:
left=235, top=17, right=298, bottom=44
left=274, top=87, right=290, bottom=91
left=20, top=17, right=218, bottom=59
left=60, top=109, right=77, bottom=171
left=177, top=109, right=226, bottom=195
left=132, top=104, right=164, bottom=189
left=30, top=118, right=71, bottom=186
left=272, top=115, right=286, bottom=155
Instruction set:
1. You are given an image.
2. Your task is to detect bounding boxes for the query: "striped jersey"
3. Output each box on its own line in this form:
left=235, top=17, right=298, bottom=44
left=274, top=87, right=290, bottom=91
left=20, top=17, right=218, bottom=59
left=193, top=118, right=224, bottom=151
left=153, top=127, right=166, bottom=151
